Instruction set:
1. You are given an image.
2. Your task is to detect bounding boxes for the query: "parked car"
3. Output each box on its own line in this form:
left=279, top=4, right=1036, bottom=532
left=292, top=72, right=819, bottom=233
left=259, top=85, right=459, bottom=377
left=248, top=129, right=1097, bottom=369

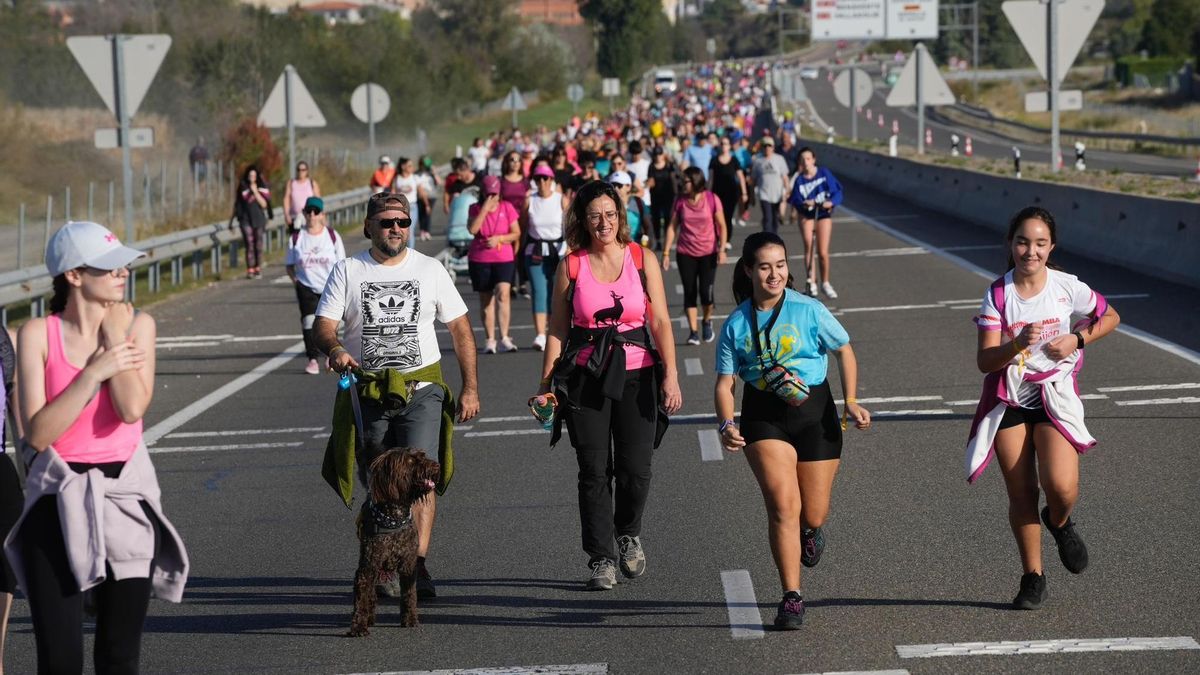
left=799, top=66, right=820, bottom=80
left=654, top=69, right=677, bottom=95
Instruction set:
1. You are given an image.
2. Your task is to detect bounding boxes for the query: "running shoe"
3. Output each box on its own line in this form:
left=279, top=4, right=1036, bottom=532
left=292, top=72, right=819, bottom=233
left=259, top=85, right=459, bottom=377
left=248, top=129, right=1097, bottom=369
left=702, top=320, right=715, bottom=343
left=805, top=278, right=818, bottom=296
left=724, top=242, right=733, bottom=251
left=419, top=230, right=432, bottom=241
left=774, top=591, right=805, bottom=630
left=686, top=331, right=701, bottom=346
left=821, top=281, right=838, bottom=299
left=499, top=336, right=518, bottom=353
left=801, top=527, right=825, bottom=568
left=1042, top=506, right=1089, bottom=574
left=376, top=570, right=402, bottom=598
left=304, top=359, right=320, bottom=375
left=482, top=339, right=498, bottom=354
left=416, top=561, right=436, bottom=600
left=519, top=284, right=531, bottom=299
left=617, top=535, right=646, bottom=579
left=1011, top=572, right=1047, bottom=610
left=586, top=559, right=618, bottom=591
left=532, top=334, right=547, bottom=351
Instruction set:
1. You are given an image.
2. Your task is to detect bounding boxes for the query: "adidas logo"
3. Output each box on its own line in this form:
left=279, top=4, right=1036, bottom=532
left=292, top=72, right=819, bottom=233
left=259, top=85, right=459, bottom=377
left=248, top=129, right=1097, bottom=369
left=377, top=294, right=407, bottom=314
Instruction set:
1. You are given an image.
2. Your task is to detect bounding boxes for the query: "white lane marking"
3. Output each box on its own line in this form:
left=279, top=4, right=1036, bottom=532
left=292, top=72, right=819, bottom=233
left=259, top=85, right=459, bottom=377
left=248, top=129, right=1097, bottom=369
left=896, top=636, right=1200, bottom=658
left=947, top=400, right=977, bottom=406
left=143, top=340, right=306, bottom=445
left=720, top=570, right=765, bottom=640
left=150, top=441, right=304, bottom=455
left=165, top=426, right=325, bottom=439
left=227, top=334, right=301, bottom=342
left=1098, top=382, right=1200, bottom=393
left=855, top=395, right=941, bottom=404
left=1080, top=394, right=1110, bottom=400
left=685, top=358, right=704, bottom=376
left=795, top=671, right=910, bottom=675
left=801, top=246, right=929, bottom=258
left=1116, top=397, right=1200, bottom=406
left=872, top=409, right=955, bottom=417
left=464, top=429, right=549, bottom=438
left=941, top=244, right=1001, bottom=252
left=699, top=430, right=724, bottom=461
left=839, top=303, right=942, bottom=314
left=348, top=664, right=609, bottom=675
left=157, top=334, right=234, bottom=342
left=678, top=316, right=688, bottom=329
left=158, top=341, right=222, bottom=349
left=477, top=415, right=535, bottom=424
left=844, top=205, right=1200, bottom=368
left=938, top=298, right=982, bottom=305
left=675, top=284, right=684, bottom=295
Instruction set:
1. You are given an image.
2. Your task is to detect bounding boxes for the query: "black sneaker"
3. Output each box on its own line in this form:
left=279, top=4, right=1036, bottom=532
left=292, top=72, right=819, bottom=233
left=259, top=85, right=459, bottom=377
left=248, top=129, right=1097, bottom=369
left=686, top=331, right=701, bottom=346
left=702, top=321, right=715, bottom=343
left=773, top=591, right=805, bottom=630
left=1012, top=572, right=1048, bottom=610
left=416, top=562, right=437, bottom=600
left=1042, top=506, right=1089, bottom=574
left=801, top=527, right=825, bottom=568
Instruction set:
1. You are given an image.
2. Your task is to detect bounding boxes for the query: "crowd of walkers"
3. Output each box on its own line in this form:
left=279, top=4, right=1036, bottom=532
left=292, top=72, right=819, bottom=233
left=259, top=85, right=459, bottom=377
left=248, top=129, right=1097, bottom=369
left=0, top=57, right=1127, bottom=672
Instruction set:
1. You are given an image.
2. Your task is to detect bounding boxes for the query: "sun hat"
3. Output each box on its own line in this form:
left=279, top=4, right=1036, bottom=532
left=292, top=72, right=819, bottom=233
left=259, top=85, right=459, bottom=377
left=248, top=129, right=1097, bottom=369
left=531, top=165, right=555, bottom=179
left=607, top=171, right=632, bottom=186
left=46, top=221, right=145, bottom=276
left=482, top=175, right=502, bottom=195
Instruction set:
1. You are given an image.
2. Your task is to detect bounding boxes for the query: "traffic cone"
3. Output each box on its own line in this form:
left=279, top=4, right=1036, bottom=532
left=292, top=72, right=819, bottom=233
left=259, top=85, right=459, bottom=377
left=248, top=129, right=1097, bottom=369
left=866, top=109, right=872, bottom=120
left=925, top=128, right=932, bottom=146
left=878, top=115, right=884, bottom=128
left=892, top=120, right=899, bottom=135
left=1195, top=157, right=1200, bottom=183
left=965, top=137, right=973, bottom=157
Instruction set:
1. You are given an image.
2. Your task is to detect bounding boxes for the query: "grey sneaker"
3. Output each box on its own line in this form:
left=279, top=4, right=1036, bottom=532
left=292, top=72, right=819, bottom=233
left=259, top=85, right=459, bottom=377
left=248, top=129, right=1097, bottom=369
left=586, top=559, right=618, bottom=591
left=617, top=535, right=646, bottom=579
left=376, top=570, right=402, bottom=598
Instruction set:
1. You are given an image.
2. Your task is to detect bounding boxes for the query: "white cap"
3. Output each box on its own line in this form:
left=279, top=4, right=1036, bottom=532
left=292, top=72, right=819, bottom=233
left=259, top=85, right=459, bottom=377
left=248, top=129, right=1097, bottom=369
left=46, top=221, right=145, bottom=276
left=379, top=155, right=392, bottom=165
left=607, top=171, right=632, bottom=186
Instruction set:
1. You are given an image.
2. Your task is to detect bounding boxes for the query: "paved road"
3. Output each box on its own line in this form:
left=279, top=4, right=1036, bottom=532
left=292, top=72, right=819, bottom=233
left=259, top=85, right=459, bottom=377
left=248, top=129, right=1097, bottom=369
left=793, top=69, right=1196, bottom=179
left=4, top=179, right=1198, bottom=674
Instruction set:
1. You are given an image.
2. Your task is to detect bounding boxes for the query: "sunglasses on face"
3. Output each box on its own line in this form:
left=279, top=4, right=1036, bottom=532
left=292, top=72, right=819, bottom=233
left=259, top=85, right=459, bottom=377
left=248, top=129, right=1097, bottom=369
left=374, top=217, right=412, bottom=230
left=303, top=207, right=322, bottom=216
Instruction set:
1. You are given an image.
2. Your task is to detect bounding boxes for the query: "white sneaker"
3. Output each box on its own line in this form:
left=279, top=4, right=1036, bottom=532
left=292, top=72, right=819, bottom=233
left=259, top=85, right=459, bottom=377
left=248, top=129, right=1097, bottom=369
left=724, top=242, right=733, bottom=251
left=821, top=281, right=838, bottom=299
left=499, top=336, right=518, bottom=353
left=806, top=278, right=818, bottom=296
left=483, top=339, right=498, bottom=354
left=532, top=334, right=547, bottom=351
left=304, top=359, right=320, bottom=375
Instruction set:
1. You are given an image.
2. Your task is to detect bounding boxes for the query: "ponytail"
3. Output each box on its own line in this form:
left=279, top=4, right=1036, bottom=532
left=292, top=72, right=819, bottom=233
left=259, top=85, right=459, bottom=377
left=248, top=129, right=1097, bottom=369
left=49, top=274, right=70, bottom=314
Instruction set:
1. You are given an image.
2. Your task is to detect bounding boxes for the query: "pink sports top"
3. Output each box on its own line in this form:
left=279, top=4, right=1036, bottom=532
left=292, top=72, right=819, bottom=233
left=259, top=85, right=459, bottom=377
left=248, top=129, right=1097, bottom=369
left=44, top=314, right=142, bottom=463
left=573, top=248, right=655, bottom=370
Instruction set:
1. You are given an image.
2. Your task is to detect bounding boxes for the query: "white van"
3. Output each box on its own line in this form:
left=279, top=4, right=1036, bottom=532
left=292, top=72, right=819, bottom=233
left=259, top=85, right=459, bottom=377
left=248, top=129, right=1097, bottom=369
left=653, top=69, right=677, bottom=95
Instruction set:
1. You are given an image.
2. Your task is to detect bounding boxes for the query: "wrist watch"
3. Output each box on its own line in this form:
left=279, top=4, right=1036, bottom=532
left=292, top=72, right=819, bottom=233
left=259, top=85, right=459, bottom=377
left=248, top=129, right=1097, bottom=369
left=718, top=419, right=735, bottom=434
left=1072, top=331, right=1085, bottom=350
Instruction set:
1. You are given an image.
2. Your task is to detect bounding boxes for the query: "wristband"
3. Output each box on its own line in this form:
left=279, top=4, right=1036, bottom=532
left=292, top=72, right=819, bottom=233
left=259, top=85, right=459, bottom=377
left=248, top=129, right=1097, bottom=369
left=718, top=419, right=735, bottom=434
left=329, top=345, right=348, bottom=358
left=539, top=377, right=551, bottom=387
left=845, top=397, right=857, bottom=404
left=1073, top=331, right=1085, bottom=350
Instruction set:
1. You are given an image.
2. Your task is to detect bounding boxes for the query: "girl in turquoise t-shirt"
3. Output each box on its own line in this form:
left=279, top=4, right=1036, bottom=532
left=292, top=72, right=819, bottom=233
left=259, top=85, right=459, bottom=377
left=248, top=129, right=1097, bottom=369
left=713, top=231, right=871, bottom=631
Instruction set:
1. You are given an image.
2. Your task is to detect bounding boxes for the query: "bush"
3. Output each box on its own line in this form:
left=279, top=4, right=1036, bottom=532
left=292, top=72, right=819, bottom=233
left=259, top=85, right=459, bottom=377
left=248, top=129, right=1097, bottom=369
left=1114, top=55, right=1187, bottom=87
left=221, top=118, right=282, bottom=188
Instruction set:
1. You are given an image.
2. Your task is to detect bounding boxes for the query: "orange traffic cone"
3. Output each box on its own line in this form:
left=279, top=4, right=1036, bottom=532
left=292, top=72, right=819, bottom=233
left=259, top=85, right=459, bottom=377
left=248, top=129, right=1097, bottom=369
left=965, top=137, right=973, bottom=156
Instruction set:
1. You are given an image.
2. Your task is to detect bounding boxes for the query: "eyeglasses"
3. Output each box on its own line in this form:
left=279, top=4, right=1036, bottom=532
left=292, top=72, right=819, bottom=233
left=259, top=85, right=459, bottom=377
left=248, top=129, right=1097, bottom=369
left=297, top=166, right=309, bottom=172
left=585, top=211, right=620, bottom=225
left=82, top=265, right=130, bottom=277
left=303, top=208, right=322, bottom=216
left=374, top=217, right=412, bottom=230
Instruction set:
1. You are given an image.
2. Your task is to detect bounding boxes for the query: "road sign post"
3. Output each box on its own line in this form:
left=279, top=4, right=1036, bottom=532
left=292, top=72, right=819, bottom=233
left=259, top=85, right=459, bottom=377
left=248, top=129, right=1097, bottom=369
left=112, top=38, right=133, bottom=239
left=501, top=87, right=528, bottom=129
left=886, top=43, right=954, bottom=155
left=351, top=83, right=391, bottom=162
left=259, top=66, right=326, bottom=178
left=833, top=68, right=872, bottom=142
left=567, top=84, right=585, bottom=115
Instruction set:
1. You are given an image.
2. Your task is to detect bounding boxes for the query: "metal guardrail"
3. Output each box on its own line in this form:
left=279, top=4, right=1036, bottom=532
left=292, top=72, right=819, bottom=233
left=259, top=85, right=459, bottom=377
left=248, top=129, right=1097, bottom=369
left=947, top=102, right=1200, bottom=146
left=0, top=186, right=371, bottom=325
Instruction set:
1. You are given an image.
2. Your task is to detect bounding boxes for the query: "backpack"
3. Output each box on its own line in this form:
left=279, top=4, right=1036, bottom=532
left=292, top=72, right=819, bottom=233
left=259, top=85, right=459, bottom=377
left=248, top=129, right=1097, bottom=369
left=565, top=244, right=651, bottom=318
left=292, top=227, right=338, bottom=248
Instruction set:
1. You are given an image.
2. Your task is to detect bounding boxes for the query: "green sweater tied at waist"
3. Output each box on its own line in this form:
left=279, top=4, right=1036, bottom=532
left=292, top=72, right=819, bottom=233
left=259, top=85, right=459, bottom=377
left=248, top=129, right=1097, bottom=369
left=322, top=363, right=456, bottom=508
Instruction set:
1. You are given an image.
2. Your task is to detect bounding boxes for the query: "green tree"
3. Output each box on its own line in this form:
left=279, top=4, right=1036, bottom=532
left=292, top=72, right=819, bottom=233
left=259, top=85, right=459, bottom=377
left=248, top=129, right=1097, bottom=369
left=578, top=0, right=669, bottom=80
left=1142, top=0, right=1200, bottom=57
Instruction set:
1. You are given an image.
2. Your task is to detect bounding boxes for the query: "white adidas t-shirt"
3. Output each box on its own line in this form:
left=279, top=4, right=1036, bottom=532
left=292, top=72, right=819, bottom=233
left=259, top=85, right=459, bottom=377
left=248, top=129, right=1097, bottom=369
left=976, top=269, right=1098, bottom=406
left=285, top=227, right=346, bottom=294
left=316, top=249, right=467, bottom=373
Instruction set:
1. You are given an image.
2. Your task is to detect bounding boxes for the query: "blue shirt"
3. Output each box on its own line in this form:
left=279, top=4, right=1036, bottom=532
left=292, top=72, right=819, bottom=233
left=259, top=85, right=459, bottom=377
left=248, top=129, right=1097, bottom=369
left=787, top=167, right=844, bottom=210
left=734, top=147, right=752, bottom=171
left=716, top=289, right=849, bottom=390
left=684, top=144, right=714, bottom=181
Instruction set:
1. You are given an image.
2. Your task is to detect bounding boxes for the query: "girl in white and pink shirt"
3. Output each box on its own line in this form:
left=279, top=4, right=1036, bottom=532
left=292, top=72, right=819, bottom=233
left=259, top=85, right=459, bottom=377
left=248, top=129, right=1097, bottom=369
left=967, top=206, right=1120, bottom=611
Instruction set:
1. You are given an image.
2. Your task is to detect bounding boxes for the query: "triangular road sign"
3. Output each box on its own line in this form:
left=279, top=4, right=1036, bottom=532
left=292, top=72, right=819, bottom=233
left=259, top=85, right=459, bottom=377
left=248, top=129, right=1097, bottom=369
left=502, top=86, right=527, bottom=112
left=1002, top=0, right=1103, bottom=84
left=258, top=66, right=327, bottom=128
left=67, top=34, right=171, bottom=118
left=886, top=43, right=955, bottom=108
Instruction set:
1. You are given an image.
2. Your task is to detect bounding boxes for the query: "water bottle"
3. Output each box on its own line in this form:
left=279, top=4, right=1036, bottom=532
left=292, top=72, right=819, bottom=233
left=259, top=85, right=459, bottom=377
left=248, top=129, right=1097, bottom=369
left=529, top=393, right=557, bottom=431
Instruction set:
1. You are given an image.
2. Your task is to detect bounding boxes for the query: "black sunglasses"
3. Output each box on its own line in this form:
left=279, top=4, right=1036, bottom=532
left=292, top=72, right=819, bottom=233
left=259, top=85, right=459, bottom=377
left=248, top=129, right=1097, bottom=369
left=303, top=207, right=322, bottom=216
left=375, top=217, right=412, bottom=229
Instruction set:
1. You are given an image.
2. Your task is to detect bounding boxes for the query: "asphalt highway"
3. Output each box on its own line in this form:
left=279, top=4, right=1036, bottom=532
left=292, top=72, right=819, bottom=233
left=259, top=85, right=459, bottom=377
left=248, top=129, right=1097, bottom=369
left=3, top=179, right=1198, bottom=674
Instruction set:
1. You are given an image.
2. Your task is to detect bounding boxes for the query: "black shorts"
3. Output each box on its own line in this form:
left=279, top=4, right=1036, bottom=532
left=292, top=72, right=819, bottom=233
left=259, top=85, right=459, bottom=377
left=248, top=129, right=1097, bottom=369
left=801, top=206, right=835, bottom=221
left=0, top=453, right=24, bottom=593
left=468, top=260, right=515, bottom=293
left=998, top=405, right=1052, bottom=429
left=739, top=380, right=843, bottom=461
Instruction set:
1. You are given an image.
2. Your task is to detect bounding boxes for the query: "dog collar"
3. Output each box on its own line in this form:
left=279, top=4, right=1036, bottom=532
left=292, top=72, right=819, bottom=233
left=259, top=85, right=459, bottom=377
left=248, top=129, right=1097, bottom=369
left=366, top=501, right=413, bottom=533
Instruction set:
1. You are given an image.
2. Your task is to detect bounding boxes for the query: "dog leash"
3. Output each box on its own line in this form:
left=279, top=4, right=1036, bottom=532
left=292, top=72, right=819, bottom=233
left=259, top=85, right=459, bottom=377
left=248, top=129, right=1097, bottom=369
left=339, top=370, right=365, bottom=449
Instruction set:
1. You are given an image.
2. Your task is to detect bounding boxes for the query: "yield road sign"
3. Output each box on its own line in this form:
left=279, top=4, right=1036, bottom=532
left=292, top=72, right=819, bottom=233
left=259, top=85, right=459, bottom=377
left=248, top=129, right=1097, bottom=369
left=602, top=78, right=621, bottom=97
left=95, top=127, right=154, bottom=149
left=502, top=86, right=527, bottom=111
left=259, top=66, right=326, bottom=128
left=67, top=35, right=171, bottom=119
left=886, top=43, right=955, bottom=107
left=1025, top=89, right=1083, bottom=112
left=350, top=83, right=390, bottom=124
left=566, top=84, right=585, bottom=103
left=1002, top=0, right=1103, bottom=84
left=833, top=69, right=873, bottom=109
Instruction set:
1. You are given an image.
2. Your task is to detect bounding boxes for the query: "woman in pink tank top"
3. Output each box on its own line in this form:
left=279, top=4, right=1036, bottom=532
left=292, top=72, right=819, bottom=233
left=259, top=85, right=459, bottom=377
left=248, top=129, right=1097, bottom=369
left=14, top=221, right=172, bottom=672
left=534, top=180, right=682, bottom=591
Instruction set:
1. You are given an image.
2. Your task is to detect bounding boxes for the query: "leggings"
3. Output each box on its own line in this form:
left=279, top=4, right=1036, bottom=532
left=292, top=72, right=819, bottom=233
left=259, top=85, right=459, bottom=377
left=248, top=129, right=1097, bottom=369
left=239, top=223, right=265, bottom=269
left=650, top=200, right=673, bottom=249
left=294, top=282, right=323, bottom=360
left=760, top=201, right=781, bottom=234
left=564, top=366, right=657, bottom=564
left=524, top=251, right=558, bottom=315
left=20, top=462, right=159, bottom=675
left=714, top=189, right=739, bottom=242
left=676, top=252, right=717, bottom=309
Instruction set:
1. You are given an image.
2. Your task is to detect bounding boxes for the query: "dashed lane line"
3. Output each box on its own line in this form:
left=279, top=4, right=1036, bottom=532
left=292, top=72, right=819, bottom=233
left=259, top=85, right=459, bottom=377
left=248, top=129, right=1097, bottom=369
left=1115, top=397, right=1200, bottom=407
left=163, top=426, right=325, bottom=439
left=150, top=441, right=304, bottom=455
left=720, top=570, right=765, bottom=640
left=342, top=664, right=609, bottom=675
left=895, top=636, right=1200, bottom=659
left=685, top=357, right=704, bottom=376
left=464, top=429, right=549, bottom=438
left=1098, top=383, right=1200, bottom=393
left=699, top=430, right=724, bottom=461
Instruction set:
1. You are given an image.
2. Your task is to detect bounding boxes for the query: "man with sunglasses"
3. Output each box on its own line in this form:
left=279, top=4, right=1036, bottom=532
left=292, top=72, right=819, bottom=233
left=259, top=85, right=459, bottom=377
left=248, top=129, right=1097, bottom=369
left=286, top=197, right=345, bottom=375
left=314, top=192, right=480, bottom=600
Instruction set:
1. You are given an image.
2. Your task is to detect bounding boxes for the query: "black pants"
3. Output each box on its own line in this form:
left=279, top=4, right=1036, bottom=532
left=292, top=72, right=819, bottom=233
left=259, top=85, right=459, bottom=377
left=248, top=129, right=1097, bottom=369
left=650, top=200, right=673, bottom=249
left=714, top=189, right=739, bottom=242
left=294, top=282, right=323, bottom=360
left=676, top=253, right=717, bottom=309
left=21, top=462, right=158, bottom=675
left=760, top=201, right=781, bottom=234
left=564, top=366, right=657, bottom=564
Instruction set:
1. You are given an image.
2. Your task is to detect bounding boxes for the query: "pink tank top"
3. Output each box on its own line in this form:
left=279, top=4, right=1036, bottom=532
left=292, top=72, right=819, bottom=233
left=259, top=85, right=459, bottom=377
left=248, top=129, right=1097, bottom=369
left=573, top=248, right=655, bottom=370
left=44, top=315, right=142, bottom=463
left=288, top=178, right=315, bottom=216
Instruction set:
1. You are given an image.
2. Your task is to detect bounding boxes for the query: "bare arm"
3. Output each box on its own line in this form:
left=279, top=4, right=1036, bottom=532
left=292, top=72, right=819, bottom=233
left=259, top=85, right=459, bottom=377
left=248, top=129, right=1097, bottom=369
left=832, top=344, right=870, bottom=429
left=537, top=262, right=573, bottom=391
left=103, top=311, right=156, bottom=424
left=313, top=180, right=322, bottom=197
left=446, top=314, right=479, bottom=422
left=714, top=374, right=744, bottom=451
left=661, top=212, right=679, bottom=270
left=283, top=182, right=293, bottom=223
left=314, top=316, right=359, bottom=374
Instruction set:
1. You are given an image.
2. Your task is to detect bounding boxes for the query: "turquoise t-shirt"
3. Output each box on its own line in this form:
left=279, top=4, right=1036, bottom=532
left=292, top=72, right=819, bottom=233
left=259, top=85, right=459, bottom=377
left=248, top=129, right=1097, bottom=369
left=715, top=288, right=849, bottom=390
left=625, top=197, right=643, bottom=241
